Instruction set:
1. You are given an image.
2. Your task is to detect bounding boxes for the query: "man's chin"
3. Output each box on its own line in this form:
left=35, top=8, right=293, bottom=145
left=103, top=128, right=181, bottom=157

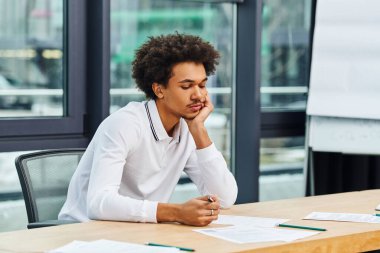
left=182, top=111, right=200, bottom=120
left=182, top=115, right=197, bottom=121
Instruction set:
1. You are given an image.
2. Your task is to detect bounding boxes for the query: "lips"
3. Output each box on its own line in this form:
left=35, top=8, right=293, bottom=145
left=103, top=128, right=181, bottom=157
left=188, top=103, right=203, bottom=112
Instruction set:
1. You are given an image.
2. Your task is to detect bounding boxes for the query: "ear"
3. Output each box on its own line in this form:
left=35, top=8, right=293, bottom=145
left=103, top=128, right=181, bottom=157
left=152, top=83, right=164, bottom=99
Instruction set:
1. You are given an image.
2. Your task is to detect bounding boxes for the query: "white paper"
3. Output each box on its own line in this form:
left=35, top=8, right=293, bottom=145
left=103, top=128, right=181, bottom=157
left=212, top=215, right=288, bottom=227
left=194, top=226, right=319, bottom=244
left=198, top=215, right=317, bottom=244
left=46, top=240, right=180, bottom=253
left=304, top=212, right=380, bottom=224
left=46, top=241, right=89, bottom=253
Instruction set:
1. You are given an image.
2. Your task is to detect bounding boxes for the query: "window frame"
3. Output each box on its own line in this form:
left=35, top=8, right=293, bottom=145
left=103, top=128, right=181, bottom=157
left=0, top=0, right=87, bottom=152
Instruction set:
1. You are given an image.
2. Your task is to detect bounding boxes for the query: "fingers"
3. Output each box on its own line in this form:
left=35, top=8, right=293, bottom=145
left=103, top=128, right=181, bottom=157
left=197, top=195, right=219, bottom=202
left=203, top=93, right=214, bottom=111
left=198, top=215, right=218, bottom=226
left=203, top=208, right=220, bottom=217
left=195, top=196, right=220, bottom=210
left=178, top=196, right=221, bottom=226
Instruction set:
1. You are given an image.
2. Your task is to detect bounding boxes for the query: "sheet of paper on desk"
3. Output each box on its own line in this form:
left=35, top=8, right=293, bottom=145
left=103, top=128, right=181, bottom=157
left=304, top=212, right=380, bottom=223
left=46, top=239, right=179, bottom=253
left=194, top=226, right=319, bottom=244
left=212, top=215, right=288, bottom=227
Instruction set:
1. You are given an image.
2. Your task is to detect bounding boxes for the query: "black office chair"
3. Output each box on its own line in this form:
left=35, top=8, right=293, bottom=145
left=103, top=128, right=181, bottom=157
left=15, top=149, right=85, bottom=229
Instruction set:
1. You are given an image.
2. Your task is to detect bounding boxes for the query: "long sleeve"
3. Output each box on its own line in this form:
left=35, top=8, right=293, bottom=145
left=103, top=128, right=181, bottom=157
left=184, top=143, right=238, bottom=208
left=86, top=111, right=158, bottom=223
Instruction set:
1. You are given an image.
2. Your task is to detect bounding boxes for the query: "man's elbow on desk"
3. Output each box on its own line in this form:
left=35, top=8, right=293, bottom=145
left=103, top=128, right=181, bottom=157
left=86, top=192, right=123, bottom=222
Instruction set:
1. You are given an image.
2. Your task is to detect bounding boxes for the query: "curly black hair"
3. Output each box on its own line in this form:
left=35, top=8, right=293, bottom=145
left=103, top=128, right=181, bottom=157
left=132, top=33, right=220, bottom=99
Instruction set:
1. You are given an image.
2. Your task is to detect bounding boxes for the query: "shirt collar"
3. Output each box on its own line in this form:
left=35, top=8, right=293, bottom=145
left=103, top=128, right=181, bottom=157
left=145, top=100, right=181, bottom=143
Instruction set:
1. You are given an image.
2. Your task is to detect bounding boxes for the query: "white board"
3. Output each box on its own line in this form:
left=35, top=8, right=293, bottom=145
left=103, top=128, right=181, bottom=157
left=307, top=0, right=380, bottom=119
left=309, top=116, right=380, bottom=154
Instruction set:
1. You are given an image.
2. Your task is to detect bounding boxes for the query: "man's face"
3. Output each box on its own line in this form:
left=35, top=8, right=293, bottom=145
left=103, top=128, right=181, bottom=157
left=158, top=62, right=208, bottom=121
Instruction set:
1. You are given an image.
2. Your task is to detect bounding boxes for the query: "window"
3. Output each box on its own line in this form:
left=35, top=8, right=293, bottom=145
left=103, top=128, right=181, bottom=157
left=0, top=1, right=314, bottom=230
left=0, top=0, right=87, bottom=232
left=0, top=0, right=64, bottom=117
left=0, top=0, right=86, bottom=149
left=259, top=0, right=313, bottom=201
left=261, top=0, right=312, bottom=111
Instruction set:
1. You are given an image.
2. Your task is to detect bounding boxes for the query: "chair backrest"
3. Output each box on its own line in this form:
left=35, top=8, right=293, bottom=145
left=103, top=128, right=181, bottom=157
left=15, top=149, right=85, bottom=224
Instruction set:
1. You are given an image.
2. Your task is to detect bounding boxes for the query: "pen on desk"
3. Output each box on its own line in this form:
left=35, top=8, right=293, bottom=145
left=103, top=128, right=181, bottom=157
left=374, top=214, right=380, bottom=217
left=146, top=242, right=195, bottom=252
left=278, top=223, right=327, bottom=231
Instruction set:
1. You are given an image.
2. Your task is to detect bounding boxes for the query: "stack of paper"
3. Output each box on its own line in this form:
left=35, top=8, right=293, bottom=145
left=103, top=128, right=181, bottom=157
left=46, top=240, right=179, bottom=253
left=194, top=215, right=320, bottom=244
left=304, top=212, right=380, bottom=223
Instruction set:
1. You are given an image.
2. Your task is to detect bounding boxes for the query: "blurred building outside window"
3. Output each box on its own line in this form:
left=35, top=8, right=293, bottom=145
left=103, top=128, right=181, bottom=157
left=261, top=0, right=311, bottom=111
left=0, top=0, right=64, bottom=118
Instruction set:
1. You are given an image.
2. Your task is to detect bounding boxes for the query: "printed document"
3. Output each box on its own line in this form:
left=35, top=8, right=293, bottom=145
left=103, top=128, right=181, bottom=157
left=194, top=226, right=319, bottom=244
left=195, top=215, right=319, bottom=243
left=304, top=212, right=380, bottom=223
left=46, top=239, right=179, bottom=253
left=212, top=215, right=288, bottom=227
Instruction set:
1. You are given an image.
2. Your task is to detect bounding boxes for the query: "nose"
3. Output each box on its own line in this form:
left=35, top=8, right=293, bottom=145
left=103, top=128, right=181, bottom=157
left=191, top=86, right=204, bottom=101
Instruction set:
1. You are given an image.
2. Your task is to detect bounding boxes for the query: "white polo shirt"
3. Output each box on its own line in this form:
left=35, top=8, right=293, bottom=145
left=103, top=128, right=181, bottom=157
left=58, top=100, right=237, bottom=223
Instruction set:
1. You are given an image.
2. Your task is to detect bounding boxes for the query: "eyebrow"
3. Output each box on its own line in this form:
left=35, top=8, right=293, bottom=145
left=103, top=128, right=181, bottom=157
left=178, top=77, right=208, bottom=84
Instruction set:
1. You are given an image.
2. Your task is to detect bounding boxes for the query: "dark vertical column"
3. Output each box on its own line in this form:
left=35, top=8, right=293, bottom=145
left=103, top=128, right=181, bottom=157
left=235, top=0, right=262, bottom=203
left=86, top=0, right=110, bottom=138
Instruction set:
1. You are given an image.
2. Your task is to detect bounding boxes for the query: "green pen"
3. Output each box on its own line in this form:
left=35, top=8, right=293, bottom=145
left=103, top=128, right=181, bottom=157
left=146, top=242, right=195, bottom=252
left=374, top=214, right=380, bottom=217
left=278, top=223, right=327, bottom=231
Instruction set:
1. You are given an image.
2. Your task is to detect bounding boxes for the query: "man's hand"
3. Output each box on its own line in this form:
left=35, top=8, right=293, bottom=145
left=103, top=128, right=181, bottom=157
left=185, top=93, right=213, bottom=149
left=157, top=195, right=220, bottom=227
left=177, top=195, right=220, bottom=226
left=187, top=93, right=214, bottom=126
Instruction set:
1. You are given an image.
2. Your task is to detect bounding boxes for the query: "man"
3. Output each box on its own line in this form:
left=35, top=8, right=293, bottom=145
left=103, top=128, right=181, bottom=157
left=59, top=33, right=238, bottom=226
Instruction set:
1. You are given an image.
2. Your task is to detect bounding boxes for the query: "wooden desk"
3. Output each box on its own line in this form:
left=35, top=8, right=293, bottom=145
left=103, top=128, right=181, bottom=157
left=1, top=190, right=380, bottom=253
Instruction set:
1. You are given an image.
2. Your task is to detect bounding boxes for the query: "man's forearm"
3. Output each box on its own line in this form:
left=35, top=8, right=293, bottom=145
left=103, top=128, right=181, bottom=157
left=188, top=124, right=212, bottom=149
left=156, top=203, right=181, bottom=223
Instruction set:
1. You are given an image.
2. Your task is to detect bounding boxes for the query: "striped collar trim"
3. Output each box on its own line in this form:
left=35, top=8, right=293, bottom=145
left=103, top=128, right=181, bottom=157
left=144, top=100, right=181, bottom=143
left=144, top=101, right=159, bottom=141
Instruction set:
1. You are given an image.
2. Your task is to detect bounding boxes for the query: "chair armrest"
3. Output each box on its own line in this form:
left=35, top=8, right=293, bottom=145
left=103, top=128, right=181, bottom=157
left=27, top=219, right=78, bottom=229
